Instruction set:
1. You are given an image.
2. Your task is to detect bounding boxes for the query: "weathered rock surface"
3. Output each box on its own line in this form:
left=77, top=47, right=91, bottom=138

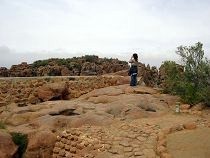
left=0, top=67, right=9, bottom=77
left=24, top=130, right=57, bottom=158
left=37, top=82, right=69, bottom=101
left=2, top=85, right=172, bottom=129
left=0, top=130, right=18, bottom=158
left=9, top=62, right=34, bottom=77
left=0, top=56, right=164, bottom=88
left=0, top=78, right=209, bottom=158
left=0, top=56, right=129, bottom=77
left=0, top=76, right=128, bottom=106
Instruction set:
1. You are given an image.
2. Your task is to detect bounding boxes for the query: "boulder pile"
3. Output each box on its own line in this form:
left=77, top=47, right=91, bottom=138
left=0, top=76, right=130, bottom=106
left=0, top=56, right=129, bottom=77
left=9, top=62, right=34, bottom=77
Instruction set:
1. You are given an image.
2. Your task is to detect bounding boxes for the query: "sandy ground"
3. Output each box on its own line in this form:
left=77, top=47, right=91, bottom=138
left=167, top=127, right=210, bottom=158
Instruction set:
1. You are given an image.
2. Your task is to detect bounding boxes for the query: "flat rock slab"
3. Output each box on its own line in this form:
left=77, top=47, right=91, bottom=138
left=167, top=127, right=210, bottom=158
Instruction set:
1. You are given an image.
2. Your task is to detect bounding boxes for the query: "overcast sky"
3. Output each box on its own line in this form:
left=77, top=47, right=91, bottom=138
left=0, top=0, right=210, bottom=68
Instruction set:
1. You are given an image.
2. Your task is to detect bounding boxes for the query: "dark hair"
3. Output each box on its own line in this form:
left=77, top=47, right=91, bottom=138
left=133, top=53, right=138, bottom=62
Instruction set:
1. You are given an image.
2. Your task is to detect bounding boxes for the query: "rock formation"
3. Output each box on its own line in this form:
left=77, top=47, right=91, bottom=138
left=37, top=82, right=69, bottom=101
left=9, top=62, right=34, bottom=77
left=0, top=76, right=130, bottom=106
left=24, top=131, right=57, bottom=158
left=0, top=77, right=209, bottom=157
left=0, top=67, right=9, bottom=77
left=0, top=56, right=129, bottom=77
left=0, top=130, right=18, bottom=158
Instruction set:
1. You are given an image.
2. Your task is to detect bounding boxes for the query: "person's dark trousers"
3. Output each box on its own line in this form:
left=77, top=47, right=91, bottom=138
left=130, top=74, right=137, bottom=86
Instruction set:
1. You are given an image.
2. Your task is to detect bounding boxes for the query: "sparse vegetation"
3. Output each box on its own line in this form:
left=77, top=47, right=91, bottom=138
left=0, top=121, right=6, bottom=129
left=32, top=59, right=49, bottom=67
left=11, top=132, right=28, bottom=158
left=31, top=55, right=126, bottom=71
left=83, top=55, right=98, bottom=63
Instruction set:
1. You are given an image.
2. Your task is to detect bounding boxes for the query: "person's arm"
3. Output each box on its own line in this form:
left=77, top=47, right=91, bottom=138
left=129, top=57, right=134, bottom=63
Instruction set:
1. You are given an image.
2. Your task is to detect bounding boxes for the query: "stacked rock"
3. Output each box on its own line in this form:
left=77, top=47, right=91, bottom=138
left=52, top=128, right=105, bottom=158
left=53, top=130, right=82, bottom=158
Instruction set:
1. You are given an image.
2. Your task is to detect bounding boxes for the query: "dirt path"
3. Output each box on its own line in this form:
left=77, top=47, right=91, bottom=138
left=52, top=112, right=209, bottom=158
left=167, top=127, right=210, bottom=158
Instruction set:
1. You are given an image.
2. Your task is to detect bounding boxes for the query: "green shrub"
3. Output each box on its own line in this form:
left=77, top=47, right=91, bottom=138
left=161, top=61, right=183, bottom=94
left=32, top=59, right=49, bottom=68
left=83, top=55, right=98, bottom=62
left=11, top=132, right=28, bottom=158
left=162, top=42, right=210, bottom=105
left=0, top=121, right=6, bottom=129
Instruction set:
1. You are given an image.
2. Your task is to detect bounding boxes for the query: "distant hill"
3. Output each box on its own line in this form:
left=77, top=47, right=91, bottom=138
left=0, top=55, right=129, bottom=77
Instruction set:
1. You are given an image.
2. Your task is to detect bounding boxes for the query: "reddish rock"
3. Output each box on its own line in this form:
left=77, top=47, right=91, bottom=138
left=0, top=101, right=7, bottom=107
left=28, top=95, right=40, bottom=104
left=0, top=130, right=18, bottom=158
left=191, top=103, right=205, bottom=111
left=158, top=139, right=167, bottom=147
left=116, top=76, right=130, bottom=85
left=180, top=104, right=191, bottom=110
left=25, top=130, right=57, bottom=158
left=37, top=82, right=69, bottom=101
left=9, top=62, right=34, bottom=77
left=183, top=123, right=197, bottom=130
left=160, top=153, right=172, bottom=158
left=61, top=67, right=70, bottom=76
left=157, top=145, right=167, bottom=155
left=0, top=67, right=9, bottom=77
left=80, top=62, right=102, bottom=76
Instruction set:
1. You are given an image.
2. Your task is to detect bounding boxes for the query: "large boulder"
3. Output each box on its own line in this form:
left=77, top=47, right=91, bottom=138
left=9, top=62, right=33, bottom=77
left=24, top=130, right=57, bottom=158
left=142, top=65, right=158, bottom=87
left=80, top=62, right=102, bottom=76
left=61, top=66, right=71, bottom=76
left=37, top=82, right=69, bottom=101
left=0, top=67, right=9, bottom=77
left=36, top=65, right=62, bottom=76
left=0, top=130, right=18, bottom=158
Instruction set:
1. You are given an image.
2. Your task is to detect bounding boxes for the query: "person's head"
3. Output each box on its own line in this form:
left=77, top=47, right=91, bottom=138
left=132, top=53, right=138, bottom=62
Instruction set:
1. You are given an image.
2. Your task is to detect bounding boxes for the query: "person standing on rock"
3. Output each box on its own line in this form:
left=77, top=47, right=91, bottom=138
left=129, top=53, right=138, bottom=86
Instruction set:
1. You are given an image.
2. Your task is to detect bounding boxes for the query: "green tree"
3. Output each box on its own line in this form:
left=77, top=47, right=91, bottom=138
left=176, top=42, right=210, bottom=104
left=176, top=42, right=208, bottom=84
left=163, top=42, right=210, bottom=105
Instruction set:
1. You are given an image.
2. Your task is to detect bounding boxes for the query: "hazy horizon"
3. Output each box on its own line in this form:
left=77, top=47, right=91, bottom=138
left=1, top=0, right=210, bottom=68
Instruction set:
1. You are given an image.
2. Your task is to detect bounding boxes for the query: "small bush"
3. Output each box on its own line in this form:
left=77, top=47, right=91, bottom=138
left=0, top=121, right=6, bottom=129
left=161, top=61, right=183, bottom=94
left=32, top=60, right=49, bottom=68
left=11, top=132, right=28, bottom=158
left=83, top=55, right=98, bottom=62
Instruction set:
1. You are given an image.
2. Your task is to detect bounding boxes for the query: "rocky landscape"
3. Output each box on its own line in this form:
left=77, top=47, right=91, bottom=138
left=0, top=56, right=165, bottom=87
left=0, top=75, right=130, bottom=107
left=0, top=56, right=129, bottom=77
left=0, top=75, right=210, bottom=158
